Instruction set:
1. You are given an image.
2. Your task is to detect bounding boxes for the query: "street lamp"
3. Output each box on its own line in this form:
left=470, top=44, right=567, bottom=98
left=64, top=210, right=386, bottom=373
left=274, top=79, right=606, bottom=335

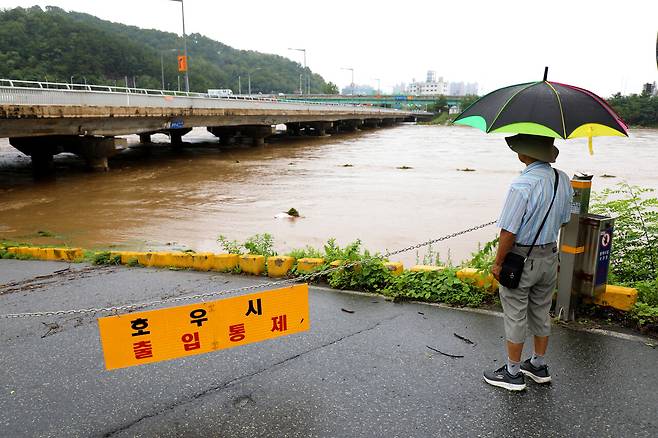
left=160, top=48, right=178, bottom=90
left=288, top=48, right=308, bottom=94
left=169, top=0, right=190, bottom=92
left=248, top=68, right=262, bottom=95
left=373, top=78, right=381, bottom=96
left=341, top=67, right=354, bottom=95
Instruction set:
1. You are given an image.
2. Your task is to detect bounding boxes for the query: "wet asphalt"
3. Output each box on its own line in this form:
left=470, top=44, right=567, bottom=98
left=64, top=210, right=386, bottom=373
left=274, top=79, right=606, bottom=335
left=0, top=260, right=656, bottom=438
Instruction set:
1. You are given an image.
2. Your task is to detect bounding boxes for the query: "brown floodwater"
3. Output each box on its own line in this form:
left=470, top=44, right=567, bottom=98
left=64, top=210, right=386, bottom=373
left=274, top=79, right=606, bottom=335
left=1, top=125, right=656, bottom=265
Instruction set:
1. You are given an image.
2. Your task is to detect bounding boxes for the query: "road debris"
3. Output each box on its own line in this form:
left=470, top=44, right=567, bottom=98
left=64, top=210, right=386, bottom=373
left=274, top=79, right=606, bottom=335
left=426, top=345, right=464, bottom=358
left=453, top=332, right=476, bottom=345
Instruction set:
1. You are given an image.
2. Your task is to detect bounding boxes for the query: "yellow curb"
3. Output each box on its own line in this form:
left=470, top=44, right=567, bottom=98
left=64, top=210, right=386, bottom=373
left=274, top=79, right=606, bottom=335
left=116, top=251, right=146, bottom=265
left=267, top=256, right=295, bottom=277
left=209, top=254, right=239, bottom=272
left=409, top=265, right=445, bottom=272
left=589, top=285, right=638, bottom=311
left=384, top=262, right=404, bottom=276
left=148, top=252, right=180, bottom=268
left=8, top=246, right=83, bottom=262
left=297, top=258, right=325, bottom=273
left=192, top=253, right=214, bottom=271
left=239, top=254, right=266, bottom=275
left=171, top=252, right=195, bottom=269
left=456, top=267, right=498, bottom=292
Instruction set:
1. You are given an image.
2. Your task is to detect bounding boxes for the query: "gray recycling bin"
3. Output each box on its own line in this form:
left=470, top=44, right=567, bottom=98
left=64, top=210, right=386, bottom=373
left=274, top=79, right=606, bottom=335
left=575, top=214, right=615, bottom=298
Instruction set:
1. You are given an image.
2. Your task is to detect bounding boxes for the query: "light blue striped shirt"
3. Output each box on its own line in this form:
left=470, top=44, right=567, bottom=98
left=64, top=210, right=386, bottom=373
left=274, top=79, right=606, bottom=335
left=498, top=161, right=573, bottom=245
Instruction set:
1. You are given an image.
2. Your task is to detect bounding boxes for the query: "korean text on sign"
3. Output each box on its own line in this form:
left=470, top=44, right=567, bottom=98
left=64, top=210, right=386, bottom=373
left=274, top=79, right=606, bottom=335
left=98, top=284, right=309, bottom=370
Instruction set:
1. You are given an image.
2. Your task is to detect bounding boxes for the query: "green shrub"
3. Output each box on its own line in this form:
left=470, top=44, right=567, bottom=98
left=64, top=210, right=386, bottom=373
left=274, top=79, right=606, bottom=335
left=629, top=302, right=658, bottom=327
left=287, top=245, right=323, bottom=260
left=323, top=238, right=362, bottom=263
left=217, top=233, right=276, bottom=257
left=590, top=183, right=658, bottom=284
left=635, top=278, right=658, bottom=307
left=243, top=233, right=277, bottom=257
left=217, top=235, right=244, bottom=255
left=464, top=236, right=499, bottom=272
left=328, top=255, right=392, bottom=292
left=384, top=269, right=487, bottom=307
left=92, top=252, right=121, bottom=265
left=127, top=257, right=140, bottom=267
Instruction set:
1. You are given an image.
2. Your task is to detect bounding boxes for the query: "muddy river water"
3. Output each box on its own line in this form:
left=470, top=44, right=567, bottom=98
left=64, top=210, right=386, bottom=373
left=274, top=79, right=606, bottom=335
left=1, top=125, right=656, bottom=265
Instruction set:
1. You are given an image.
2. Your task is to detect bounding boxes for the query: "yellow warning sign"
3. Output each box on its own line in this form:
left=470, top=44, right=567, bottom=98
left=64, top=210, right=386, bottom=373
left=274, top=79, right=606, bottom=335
left=98, top=284, right=309, bottom=370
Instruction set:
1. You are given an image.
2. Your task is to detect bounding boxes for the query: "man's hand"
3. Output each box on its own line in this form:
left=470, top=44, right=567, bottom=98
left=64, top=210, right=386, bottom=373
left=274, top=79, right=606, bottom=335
left=491, top=263, right=502, bottom=281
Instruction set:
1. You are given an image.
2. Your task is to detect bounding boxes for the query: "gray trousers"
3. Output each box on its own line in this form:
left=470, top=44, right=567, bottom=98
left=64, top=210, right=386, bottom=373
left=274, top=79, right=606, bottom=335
left=499, top=243, right=558, bottom=344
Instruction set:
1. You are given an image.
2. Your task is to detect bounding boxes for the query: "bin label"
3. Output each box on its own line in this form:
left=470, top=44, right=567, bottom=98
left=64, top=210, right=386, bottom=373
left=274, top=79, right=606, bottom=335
left=98, top=284, right=309, bottom=370
left=595, top=226, right=613, bottom=287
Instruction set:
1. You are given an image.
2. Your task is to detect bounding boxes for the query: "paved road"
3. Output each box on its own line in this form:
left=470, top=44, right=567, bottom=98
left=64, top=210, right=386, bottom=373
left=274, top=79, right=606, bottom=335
left=1, top=260, right=656, bottom=437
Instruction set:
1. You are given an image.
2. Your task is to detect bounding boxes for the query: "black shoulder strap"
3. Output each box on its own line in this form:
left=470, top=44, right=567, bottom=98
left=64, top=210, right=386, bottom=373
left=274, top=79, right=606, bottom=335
left=526, top=168, right=559, bottom=259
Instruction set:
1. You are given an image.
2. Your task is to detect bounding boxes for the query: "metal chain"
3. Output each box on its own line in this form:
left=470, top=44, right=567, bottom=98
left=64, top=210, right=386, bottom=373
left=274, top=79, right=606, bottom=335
left=0, top=220, right=496, bottom=319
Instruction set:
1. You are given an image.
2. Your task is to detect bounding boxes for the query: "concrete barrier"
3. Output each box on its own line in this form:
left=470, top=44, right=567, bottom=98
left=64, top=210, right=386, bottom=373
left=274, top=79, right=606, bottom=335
left=410, top=265, right=445, bottom=272
left=297, top=258, right=325, bottom=274
left=192, top=253, right=214, bottom=271
left=384, top=262, right=404, bottom=276
left=589, top=285, right=638, bottom=311
left=267, top=256, right=295, bottom=277
left=456, top=267, right=498, bottom=292
left=8, top=246, right=83, bottom=262
left=210, top=254, right=239, bottom=272
left=239, top=255, right=266, bottom=275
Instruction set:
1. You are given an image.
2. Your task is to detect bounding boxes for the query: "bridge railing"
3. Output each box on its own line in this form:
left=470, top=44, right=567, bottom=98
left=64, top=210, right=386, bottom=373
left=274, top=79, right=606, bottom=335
left=0, top=79, right=428, bottom=116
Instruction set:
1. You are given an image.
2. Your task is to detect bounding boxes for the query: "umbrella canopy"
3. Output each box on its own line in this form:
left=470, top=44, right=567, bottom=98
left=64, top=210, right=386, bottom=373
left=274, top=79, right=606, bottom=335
left=453, top=77, right=628, bottom=148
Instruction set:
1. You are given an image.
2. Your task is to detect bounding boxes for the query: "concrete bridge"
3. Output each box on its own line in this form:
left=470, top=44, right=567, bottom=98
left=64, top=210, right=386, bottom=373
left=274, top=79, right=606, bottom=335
left=0, top=79, right=429, bottom=173
left=278, top=94, right=464, bottom=109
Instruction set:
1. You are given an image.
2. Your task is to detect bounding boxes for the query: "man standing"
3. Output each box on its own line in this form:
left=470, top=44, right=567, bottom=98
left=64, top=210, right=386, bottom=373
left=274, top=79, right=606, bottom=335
left=484, top=134, right=573, bottom=391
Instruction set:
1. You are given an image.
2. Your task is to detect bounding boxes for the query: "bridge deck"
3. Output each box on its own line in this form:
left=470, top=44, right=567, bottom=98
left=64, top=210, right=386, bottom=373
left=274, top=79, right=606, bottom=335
left=0, top=80, right=424, bottom=138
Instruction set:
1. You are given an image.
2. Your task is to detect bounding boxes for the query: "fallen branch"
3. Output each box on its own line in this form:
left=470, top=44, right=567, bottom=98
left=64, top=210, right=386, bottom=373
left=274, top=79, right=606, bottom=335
left=453, top=333, right=475, bottom=345
left=426, top=345, right=464, bottom=358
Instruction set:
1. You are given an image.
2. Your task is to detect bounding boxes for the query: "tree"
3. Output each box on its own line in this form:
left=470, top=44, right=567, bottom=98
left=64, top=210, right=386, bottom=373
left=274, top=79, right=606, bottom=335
left=322, top=81, right=339, bottom=95
left=428, top=95, right=448, bottom=114
left=458, top=94, right=479, bottom=112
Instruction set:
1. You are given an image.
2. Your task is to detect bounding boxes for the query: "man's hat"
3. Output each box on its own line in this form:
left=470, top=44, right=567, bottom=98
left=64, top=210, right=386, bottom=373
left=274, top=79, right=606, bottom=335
left=505, top=134, right=560, bottom=163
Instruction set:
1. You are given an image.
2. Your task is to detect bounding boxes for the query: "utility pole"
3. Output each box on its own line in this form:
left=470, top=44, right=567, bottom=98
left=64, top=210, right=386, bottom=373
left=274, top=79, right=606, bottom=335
left=170, top=0, right=190, bottom=92
left=373, top=78, right=381, bottom=95
left=248, top=68, right=262, bottom=96
left=341, top=67, right=354, bottom=95
left=288, top=48, right=308, bottom=94
left=238, top=75, right=241, bottom=95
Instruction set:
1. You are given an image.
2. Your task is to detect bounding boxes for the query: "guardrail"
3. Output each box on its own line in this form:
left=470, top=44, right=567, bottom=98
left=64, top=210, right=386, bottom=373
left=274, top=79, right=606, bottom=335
left=0, top=79, right=427, bottom=116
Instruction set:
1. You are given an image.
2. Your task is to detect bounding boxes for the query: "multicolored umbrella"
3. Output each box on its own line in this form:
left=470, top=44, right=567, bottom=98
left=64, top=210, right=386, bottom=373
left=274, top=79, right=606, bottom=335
left=453, top=68, right=628, bottom=154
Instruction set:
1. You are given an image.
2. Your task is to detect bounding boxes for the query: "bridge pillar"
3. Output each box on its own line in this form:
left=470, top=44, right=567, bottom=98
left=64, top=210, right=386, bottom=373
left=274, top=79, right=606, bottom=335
left=381, top=118, right=395, bottom=127
left=9, top=135, right=124, bottom=173
left=67, top=136, right=124, bottom=172
left=363, top=118, right=382, bottom=129
left=309, top=122, right=333, bottom=136
left=338, top=119, right=363, bottom=132
left=285, top=123, right=303, bottom=136
left=241, top=125, right=275, bottom=146
left=10, top=137, right=61, bottom=177
left=168, top=128, right=193, bottom=146
left=207, top=127, right=239, bottom=145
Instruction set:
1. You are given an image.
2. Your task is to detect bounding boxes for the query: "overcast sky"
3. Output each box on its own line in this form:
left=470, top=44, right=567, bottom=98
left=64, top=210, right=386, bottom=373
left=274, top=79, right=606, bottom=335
left=1, top=0, right=656, bottom=96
